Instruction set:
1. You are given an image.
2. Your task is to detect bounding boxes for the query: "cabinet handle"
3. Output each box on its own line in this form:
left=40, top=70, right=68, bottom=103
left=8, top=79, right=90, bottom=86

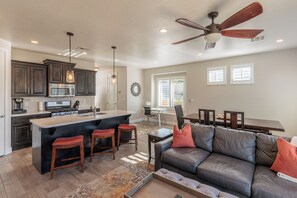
left=0, top=115, right=5, bottom=118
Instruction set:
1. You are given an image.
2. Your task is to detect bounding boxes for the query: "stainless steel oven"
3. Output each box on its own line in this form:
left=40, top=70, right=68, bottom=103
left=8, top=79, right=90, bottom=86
left=48, top=83, right=75, bottom=97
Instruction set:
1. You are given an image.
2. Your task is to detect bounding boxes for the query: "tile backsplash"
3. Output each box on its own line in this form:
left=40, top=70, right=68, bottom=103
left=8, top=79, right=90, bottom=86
left=21, top=96, right=95, bottom=112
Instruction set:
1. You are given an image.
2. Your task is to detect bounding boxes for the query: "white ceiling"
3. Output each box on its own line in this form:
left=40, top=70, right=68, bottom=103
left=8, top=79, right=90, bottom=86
left=0, top=0, right=296, bottom=69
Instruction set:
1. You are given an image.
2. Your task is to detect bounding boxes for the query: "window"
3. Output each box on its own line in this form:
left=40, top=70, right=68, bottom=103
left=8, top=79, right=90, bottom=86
left=230, top=63, right=254, bottom=84
left=207, top=66, right=227, bottom=85
left=158, top=78, right=185, bottom=108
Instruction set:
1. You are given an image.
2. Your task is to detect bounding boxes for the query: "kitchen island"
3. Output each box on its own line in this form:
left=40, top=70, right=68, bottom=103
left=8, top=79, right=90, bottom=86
left=30, top=110, right=133, bottom=174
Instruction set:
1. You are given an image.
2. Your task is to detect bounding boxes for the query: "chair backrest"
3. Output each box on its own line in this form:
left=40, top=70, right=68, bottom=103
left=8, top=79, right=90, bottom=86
left=174, top=105, right=184, bottom=129
left=224, top=111, right=245, bottom=129
left=144, top=107, right=151, bottom=116
left=198, top=109, right=216, bottom=126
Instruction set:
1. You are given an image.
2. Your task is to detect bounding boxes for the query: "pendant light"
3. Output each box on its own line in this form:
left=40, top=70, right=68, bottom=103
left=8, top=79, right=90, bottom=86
left=111, top=46, right=117, bottom=84
left=66, top=32, right=75, bottom=83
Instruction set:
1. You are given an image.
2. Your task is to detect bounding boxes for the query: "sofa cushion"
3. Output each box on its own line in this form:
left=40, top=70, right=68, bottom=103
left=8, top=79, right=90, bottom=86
left=162, top=148, right=210, bottom=173
left=190, top=123, right=215, bottom=152
left=197, top=153, right=255, bottom=197
left=213, top=127, right=256, bottom=163
left=252, top=165, right=297, bottom=198
left=256, top=133, right=278, bottom=166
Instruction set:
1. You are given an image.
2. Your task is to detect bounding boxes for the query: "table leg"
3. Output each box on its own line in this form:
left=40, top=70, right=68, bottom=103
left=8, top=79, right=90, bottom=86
left=158, top=112, right=161, bottom=127
left=148, top=136, right=151, bottom=163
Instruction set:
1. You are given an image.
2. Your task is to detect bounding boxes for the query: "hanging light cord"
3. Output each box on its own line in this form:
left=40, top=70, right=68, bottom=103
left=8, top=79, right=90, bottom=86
left=112, top=46, right=117, bottom=77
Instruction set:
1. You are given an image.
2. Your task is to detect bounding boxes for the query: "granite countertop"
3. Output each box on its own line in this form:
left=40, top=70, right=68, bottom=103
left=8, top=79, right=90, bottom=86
left=30, top=110, right=134, bottom=129
left=11, top=110, right=51, bottom=117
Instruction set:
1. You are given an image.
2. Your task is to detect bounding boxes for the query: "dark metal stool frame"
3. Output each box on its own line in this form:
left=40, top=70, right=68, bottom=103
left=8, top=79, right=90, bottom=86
left=90, top=129, right=116, bottom=161
left=117, top=125, right=138, bottom=151
left=198, top=109, right=216, bottom=126
left=50, top=136, right=84, bottom=179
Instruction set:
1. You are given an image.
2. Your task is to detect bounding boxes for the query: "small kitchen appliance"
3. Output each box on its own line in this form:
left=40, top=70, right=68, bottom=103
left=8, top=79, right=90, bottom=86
left=12, top=98, right=27, bottom=114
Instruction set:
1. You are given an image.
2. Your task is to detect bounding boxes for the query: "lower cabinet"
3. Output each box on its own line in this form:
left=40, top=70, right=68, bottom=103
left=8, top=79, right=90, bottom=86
left=11, top=113, right=50, bottom=151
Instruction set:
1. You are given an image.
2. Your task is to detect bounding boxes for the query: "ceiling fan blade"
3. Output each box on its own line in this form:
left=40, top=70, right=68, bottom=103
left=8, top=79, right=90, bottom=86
left=222, top=29, right=263, bottom=38
left=205, top=42, right=216, bottom=50
left=176, top=18, right=210, bottom=31
left=219, top=2, right=263, bottom=30
left=172, top=34, right=206, bottom=45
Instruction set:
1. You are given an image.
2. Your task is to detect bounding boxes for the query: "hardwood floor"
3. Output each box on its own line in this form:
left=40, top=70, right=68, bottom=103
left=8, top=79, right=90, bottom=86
left=0, top=122, right=171, bottom=198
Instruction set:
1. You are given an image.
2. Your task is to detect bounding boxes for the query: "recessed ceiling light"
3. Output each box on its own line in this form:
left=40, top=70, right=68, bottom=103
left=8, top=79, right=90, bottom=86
left=160, top=29, right=167, bottom=33
left=31, top=40, right=39, bottom=44
left=94, top=68, right=99, bottom=71
left=115, top=59, right=118, bottom=62
left=57, top=53, right=62, bottom=56
left=276, top=39, right=284, bottom=43
left=198, top=53, right=203, bottom=56
left=154, top=61, right=158, bottom=64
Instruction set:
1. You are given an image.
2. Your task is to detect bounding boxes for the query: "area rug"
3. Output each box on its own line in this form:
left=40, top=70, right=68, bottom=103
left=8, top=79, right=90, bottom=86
left=63, top=162, right=154, bottom=198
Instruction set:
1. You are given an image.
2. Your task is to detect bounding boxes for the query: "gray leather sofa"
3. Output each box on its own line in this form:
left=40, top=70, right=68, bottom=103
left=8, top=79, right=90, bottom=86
left=154, top=124, right=297, bottom=198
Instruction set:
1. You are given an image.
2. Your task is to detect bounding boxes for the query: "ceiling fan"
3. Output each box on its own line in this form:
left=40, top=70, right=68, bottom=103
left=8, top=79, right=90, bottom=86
left=172, top=2, right=264, bottom=50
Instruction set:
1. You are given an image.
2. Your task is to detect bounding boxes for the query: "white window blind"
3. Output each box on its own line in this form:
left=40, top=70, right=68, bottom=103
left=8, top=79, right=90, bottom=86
left=158, top=78, right=184, bottom=107
left=207, top=66, right=227, bottom=85
left=231, top=63, right=254, bottom=84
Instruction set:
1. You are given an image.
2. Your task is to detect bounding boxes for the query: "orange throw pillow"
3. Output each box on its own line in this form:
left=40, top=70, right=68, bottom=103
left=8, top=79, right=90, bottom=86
left=171, top=124, right=195, bottom=148
left=271, top=138, right=297, bottom=178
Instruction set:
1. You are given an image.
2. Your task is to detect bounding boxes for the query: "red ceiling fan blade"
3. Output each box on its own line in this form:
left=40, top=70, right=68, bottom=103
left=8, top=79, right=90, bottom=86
left=219, top=2, right=263, bottom=30
left=222, top=29, right=263, bottom=38
left=172, top=34, right=206, bottom=45
left=176, top=18, right=210, bottom=31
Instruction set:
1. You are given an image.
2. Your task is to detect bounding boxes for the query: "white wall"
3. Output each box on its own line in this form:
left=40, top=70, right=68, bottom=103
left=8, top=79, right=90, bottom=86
left=144, top=48, right=297, bottom=137
left=0, top=39, right=11, bottom=155
left=127, top=67, right=144, bottom=122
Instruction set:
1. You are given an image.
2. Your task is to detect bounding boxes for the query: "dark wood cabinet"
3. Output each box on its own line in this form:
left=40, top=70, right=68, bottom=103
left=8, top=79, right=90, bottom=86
left=75, top=69, right=96, bottom=96
left=11, top=113, right=51, bottom=151
left=44, top=59, right=76, bottom=84
left=12, top=61, right=47, bottom=97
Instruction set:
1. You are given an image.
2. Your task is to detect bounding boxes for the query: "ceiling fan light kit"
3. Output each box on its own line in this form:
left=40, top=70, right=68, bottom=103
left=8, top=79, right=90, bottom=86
left=173, top=2, right=264, bottom=50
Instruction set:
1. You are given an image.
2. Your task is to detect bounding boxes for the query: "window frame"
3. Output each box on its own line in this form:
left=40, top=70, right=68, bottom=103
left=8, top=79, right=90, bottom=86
left=207, top=66, right=227, bottom=85
left=157, top=76, right=185, bottom=108
left=230, top=63, right=254, bottom=85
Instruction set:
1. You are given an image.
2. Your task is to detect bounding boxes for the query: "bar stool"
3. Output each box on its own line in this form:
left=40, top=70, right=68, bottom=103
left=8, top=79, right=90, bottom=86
left=90, top=129, right=115, bottom=161
left=117, top=124, right=138, bottom=151
left=50, top=135, right=84, bottom=179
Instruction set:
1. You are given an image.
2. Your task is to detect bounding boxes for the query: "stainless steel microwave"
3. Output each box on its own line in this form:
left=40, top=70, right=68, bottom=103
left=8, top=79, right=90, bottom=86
left=48, top=83, right=75, bottom=97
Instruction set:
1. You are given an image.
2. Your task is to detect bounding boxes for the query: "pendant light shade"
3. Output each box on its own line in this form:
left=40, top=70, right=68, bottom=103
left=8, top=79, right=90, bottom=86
left=111, top=46, right=117, bottom=84
left=66, top=32, right=75, bottom=83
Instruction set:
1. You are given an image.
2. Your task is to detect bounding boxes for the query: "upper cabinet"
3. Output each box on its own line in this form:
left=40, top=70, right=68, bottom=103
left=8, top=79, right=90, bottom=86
left=12, top=61, right=47, bottom=97
left=75, top=69, right=96, bottom=96
left=44, top=59, right=76, bottom=84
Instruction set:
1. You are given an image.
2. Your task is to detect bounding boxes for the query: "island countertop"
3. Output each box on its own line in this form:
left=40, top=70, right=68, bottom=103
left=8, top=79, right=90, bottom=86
left=30, top=110, right=134, bottom=128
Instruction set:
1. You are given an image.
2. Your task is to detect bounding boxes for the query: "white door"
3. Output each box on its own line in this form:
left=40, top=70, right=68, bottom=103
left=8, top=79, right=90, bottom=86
left=0, top=47, right=6, bottom=155
left=106, top=74, right=118, bottom=110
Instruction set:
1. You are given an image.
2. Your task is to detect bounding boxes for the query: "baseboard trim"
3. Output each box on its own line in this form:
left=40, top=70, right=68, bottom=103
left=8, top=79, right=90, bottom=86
left=5, top=147, right=12, bottom=155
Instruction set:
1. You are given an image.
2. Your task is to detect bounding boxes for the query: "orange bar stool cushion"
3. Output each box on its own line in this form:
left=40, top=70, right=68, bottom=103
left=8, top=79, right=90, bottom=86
left=118, top=124, right=136, bottom=130
left=52, top=135, right=84, bottom=147
left=92, top=129, right=115, bottom=137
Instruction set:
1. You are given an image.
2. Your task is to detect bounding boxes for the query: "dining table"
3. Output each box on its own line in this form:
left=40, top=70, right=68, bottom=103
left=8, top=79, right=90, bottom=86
left=182, top=113, right=285, bottom=134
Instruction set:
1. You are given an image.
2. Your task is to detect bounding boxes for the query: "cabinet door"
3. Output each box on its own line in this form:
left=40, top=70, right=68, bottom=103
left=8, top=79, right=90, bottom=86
left=86, top=71, right=96, bottom=95
left=31, top=66, right=47, bottom=96
left=48, top=64, right=63, bottom=83
left=11, top=124, right=31, bottom=151
left=75, top=70, right=86, bottom=96
left=12, top=64, right=30, bottom=97
left=63, top=65, right=75, bottom=84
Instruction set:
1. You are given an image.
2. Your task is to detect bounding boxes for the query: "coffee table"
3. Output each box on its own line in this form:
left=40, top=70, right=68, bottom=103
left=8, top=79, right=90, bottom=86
left=147, top=128, right=173, bottom=163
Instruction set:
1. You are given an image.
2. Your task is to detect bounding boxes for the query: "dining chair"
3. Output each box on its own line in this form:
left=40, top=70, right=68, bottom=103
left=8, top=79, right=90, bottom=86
left=224, top=111, right=245, bottom=130
left=198, top=109, right=216, bottom=126
left=144, top=106, right=156, bottom=122
left=174, top=105, right=184, bottom=129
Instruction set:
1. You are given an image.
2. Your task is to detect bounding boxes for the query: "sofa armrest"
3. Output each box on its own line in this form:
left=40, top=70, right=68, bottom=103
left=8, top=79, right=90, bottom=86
left=154, top=137, right=173, bottom=171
